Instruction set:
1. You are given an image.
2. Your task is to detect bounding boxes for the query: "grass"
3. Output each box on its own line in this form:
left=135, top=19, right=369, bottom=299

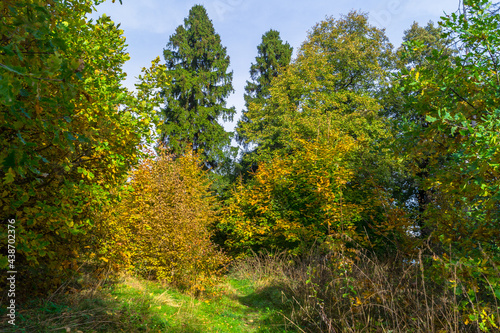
left=0, top=269, right=296, bottom=332
left=4, top=249, right=497, bottom=332
left=238, top=249, right=500, bottom=333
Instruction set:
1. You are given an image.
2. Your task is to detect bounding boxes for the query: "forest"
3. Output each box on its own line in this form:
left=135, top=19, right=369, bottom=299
left=0, top=0, right=499, bottom=332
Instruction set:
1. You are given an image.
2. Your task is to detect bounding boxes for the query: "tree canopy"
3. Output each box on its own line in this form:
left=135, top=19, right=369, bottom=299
left=237, top=29, right=293, bottom=149
left=161, top=5, right=235, bottom=169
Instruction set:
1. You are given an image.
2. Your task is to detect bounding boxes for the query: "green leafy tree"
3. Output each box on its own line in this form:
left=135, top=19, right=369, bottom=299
left=398, top=0, right=500, bottom=326
left=161, top=5, right=235, bottom=169
left=399, top=0, right=500, bottom=255
left=384, top=21, right=456, bottom=236
left=397, top=21, right=453, bottom=69
left=0, top=0, right=166, bottom=295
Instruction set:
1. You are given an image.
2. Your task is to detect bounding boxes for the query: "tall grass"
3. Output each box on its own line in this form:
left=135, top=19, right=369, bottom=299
left=231, top=248, right=500, bottom=332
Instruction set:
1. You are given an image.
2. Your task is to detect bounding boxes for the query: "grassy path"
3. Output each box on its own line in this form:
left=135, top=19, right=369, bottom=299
left=0, top=274, right=296, bottom=332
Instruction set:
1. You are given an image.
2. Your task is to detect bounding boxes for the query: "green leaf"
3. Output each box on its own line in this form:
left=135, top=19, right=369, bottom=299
left=425, top=115, right=437, bottom=122
left=65, top=132, right=76, bottom=141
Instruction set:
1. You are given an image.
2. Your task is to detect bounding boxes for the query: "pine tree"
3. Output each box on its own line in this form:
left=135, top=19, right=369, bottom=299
left=236, top=30, right=292, bottom=149
left=161, top=5, right=235, bottom=168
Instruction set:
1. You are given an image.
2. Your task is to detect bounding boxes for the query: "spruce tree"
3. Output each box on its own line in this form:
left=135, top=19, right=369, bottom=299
left=236, top=29, right=292, bottom=148
left=161, top=5, right=235, bottom=168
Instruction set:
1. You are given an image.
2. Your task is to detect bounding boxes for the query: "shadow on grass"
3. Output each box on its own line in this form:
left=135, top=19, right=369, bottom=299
left=237, top=284, right=298, bottom=333
left=0, top=276, right=299, bottom=333
left=0, top=282, right=205, bottom=333
left=238, top=285, right=289, bottom=310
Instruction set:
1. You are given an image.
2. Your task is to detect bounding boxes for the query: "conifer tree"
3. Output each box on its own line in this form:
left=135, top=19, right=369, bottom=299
left=161, top=5, right=235, bottom=168
left=236, top=29, right=293, bottom=148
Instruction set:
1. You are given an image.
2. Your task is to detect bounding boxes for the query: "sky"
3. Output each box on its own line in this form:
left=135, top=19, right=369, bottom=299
left=91, top=0, right=461, bottom=133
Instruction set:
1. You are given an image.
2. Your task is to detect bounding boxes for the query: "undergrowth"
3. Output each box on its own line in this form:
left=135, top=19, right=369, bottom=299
left=1, top=249, right=498, bottom=332
left=232, top=248, right=500, bottom=333
left=0, top=266, right=294, bottom=332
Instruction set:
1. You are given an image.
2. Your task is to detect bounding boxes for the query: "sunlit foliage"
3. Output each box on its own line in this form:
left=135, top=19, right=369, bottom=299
left=0, top=0, right=165, bottom=292
left=98, top=147, right=228, bottom=291
left=398, top=0, right=500, bottom=328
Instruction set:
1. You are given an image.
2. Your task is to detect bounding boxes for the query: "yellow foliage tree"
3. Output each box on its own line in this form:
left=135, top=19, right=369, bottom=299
left=98, top=147, right=228, bottom=291
left=220, top=133, right=371, bottom=255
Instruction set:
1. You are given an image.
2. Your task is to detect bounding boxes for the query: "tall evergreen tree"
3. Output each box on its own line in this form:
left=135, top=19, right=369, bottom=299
left=161, top=5, right=235, bottom=168
left=236, top=29, right=293, bottom=149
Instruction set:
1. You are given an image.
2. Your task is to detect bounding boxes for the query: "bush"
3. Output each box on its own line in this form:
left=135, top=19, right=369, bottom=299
left=97, top=147, right=229, bottom=292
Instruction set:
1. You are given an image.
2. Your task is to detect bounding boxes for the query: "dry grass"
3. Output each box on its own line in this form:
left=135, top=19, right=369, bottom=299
left=231, top=248, right=500, bottom=333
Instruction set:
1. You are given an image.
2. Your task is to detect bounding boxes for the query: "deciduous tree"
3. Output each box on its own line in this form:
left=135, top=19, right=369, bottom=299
left=221, top=13, right=408, bottom=255
left=98, top=147, right=228, bottom=291
left=0, top=0, right=166, bottom=294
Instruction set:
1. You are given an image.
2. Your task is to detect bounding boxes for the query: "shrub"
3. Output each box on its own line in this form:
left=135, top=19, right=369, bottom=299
left=97, top=147, right=229, bottom=292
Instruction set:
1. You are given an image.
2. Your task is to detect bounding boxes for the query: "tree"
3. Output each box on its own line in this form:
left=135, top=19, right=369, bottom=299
left=221, top=12, right=407, bottom=255
left=0, top=0, right=166, bottom=294
left=385, top=21, right=456, bottom=236
left=398, top=0, right=500, bottom=326
left=241, top=12, right=395, bottom=160
left=97, top=147, right=228, bottom=291
left=236, top=29, right=292, bottom=149
left=241, top=12, right=398, bottom=197
left=161, top=5, right=235, bottom=169
left=397, top=21, right=453, bottom=69
left=398, top=1, right=500, bottom=249
left=220, top=133, right=362, bottom=255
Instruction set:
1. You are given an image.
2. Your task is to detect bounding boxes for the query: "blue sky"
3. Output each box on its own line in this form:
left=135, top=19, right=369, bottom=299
left=92, top=0, right=460, bottom=132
